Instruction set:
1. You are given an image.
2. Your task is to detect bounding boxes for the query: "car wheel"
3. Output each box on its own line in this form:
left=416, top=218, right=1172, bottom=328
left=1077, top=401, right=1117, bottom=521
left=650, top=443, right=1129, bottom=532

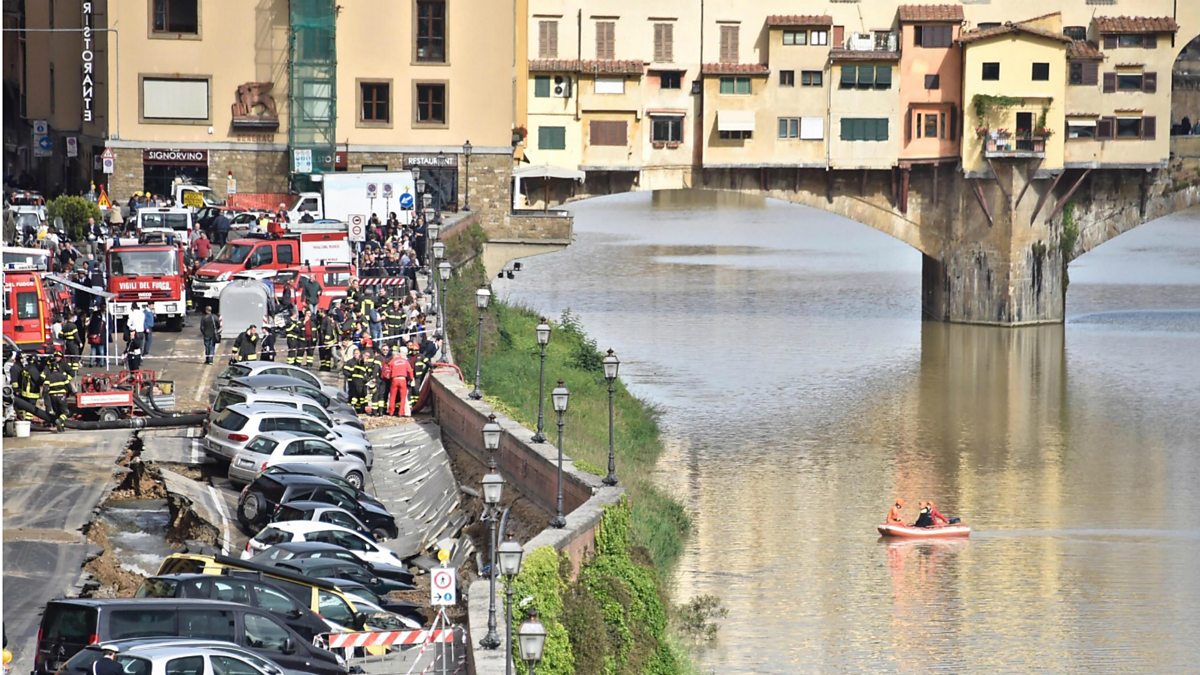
left=345, top=470, right=364, bottom=490
left=238, top=490, right=268, bottom=529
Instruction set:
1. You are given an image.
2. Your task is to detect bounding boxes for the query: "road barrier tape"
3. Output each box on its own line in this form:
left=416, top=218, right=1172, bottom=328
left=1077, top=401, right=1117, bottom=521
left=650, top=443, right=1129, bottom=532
left=325, top=628, right=456, bottom=649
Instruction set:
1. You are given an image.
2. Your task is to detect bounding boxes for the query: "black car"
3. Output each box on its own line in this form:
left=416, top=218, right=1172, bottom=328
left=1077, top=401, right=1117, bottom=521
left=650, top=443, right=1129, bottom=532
left=238, top=472, right=397, bottom=541
left=260, top=464, right=385, bottom=509
left=272, top=557, right=414, bottom=596
left=314, top=577, right=425, bottom=626
left=33, top=598, right=345, bottom=675
left=249, top=542, right=415, bottom=588
left=135, top=573, right=330, bottom=642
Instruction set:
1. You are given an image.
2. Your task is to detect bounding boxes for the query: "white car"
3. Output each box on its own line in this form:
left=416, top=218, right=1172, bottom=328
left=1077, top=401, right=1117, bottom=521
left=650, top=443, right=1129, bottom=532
left=229, top=432, right=368, bottom=488
left=206, top=403, right=373, bottom=469
left=242, top=521, right=406, bottom=568
left=214, top=361, right=348, bottom=404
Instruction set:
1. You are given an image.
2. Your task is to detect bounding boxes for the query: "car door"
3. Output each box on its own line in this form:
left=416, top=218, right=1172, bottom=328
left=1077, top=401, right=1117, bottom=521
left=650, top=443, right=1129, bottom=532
left=318, top=510, right=368, bottom=536
left=309, top=487, right=361, bottom=513
left=281, top=438, right=340, bottom=470
left=295, top=417, right=333, bottom=440
left=238, top=612, right=306, bottom=672
left=208, top=653, right=271, bottom=675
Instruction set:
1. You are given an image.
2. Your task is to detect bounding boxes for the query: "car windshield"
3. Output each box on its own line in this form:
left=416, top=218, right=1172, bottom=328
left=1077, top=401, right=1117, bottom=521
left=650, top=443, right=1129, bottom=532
left=347, top=587, right=384, bottom=607
left=245, top=437, right=278, bottom=455
left=221, top=364, right=252, bottom=380
left=214, top=409, right=249, bottom=431
left=139, top=212, right=190, bottom=231
left=215, top=243, right=254, bottom=264
left=135, top=578, right=179, bottom=598
left=255, top=527, right=292, bottom=546
left=275, top=505, right=309, bottom=522
left=109, top=249, right=180, bottom=276
left=213, top=390, right=247, bottom=413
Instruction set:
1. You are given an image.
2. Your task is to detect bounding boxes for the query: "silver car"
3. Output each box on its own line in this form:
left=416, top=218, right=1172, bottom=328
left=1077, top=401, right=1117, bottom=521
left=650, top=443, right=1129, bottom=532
left=229, top=432, right=369, bottom=488
left=212, top=386, right=364, bottom=432
left=229, top=374, right=356, bottom=417
left=206, top=403, right=373, bottom=469
left=60, top=640, right=303, bottom=674
left=213, top=361, right=348, bottom=404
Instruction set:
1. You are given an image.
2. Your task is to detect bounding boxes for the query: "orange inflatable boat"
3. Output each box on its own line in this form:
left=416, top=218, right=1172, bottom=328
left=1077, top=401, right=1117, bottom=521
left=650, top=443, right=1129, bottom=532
left=877, top=523, right=971, bottom=538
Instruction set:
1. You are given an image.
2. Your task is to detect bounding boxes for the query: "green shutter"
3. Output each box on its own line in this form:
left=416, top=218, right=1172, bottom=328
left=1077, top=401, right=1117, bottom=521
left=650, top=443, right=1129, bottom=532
left=736, top=77, right=751, bottom=94
left=875, top=119, right=889, bottom=141
left=841, top=65, right=856, bottom=87
left=538, top=126, right=566, bottom=150
left=857, top=66, right=875, bottom=87
left=840, top=118, right=852, bottom=140
left=719, top=77, right=733, bottom=94
left=875, top=66, right=892, bottom=89
left=534, top=76, right=551, bottom=98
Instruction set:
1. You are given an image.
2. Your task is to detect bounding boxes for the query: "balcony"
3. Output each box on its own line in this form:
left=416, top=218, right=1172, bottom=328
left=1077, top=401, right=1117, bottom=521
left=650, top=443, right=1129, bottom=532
left=983, top=135, right=1046, bottom=158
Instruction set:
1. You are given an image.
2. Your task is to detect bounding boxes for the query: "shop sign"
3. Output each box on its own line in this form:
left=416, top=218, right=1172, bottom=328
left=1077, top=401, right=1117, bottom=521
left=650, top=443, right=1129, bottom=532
left=81, top=2, right=95, bottom=123
left=142, top=149, right=209, bottom=166
left=404, top=154, right=457, bottom=168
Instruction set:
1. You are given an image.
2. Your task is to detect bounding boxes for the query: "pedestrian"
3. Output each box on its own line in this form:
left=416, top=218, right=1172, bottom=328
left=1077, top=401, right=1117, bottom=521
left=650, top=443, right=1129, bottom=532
left=233, top=325, right=259, bottom=362
left=125, top=330, right=144, bottom=371
left=126, top=302, right=146, bottom=335
left=211, top=209, right=231, bottom=246
left=260, top=326, right=278, bottom=362
left=90, top=645, right=124, bottom=675
left=192, top=229, right=211, bottom=262
left=87, top=311, right=107, bottom=366
left=199, top=305, right=221, bottom=365
left=141, top=305, right=155, bottom=356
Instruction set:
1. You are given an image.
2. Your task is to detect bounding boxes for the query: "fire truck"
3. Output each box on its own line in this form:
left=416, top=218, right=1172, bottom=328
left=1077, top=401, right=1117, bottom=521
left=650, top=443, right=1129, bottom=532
left=191, top=230, right=352, bottom=308
left=1, top=267, right=53, bottom=351
left=106, top=244, right=188, bottom=331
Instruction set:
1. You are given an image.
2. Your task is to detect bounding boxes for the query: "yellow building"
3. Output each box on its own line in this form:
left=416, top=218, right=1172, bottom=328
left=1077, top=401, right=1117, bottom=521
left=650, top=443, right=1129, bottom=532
left=829, top=47, right=902, bottom=170
left=960, top=15, right=1071, bottom=175
left=764, top=15, right=834, bottom=168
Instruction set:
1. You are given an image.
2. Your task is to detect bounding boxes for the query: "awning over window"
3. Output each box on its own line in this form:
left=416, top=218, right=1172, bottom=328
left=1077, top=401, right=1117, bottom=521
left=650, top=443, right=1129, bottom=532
left=513, top=164, right=586, bottom=181
left=717, top=110, right=755, bottom=132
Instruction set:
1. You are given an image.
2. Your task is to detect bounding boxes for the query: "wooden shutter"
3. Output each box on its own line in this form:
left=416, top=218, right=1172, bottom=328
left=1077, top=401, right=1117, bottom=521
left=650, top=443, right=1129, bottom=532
left=1102, top=72, right=1116, bottom=93
left=539, top=21, right=558, bottom=59
left=950, top=104, right=958, bottom=141
left=833, top=25, right=845, bottom=48
left=1103, top=35, right=1117, bottom=49
left=1083, top=62, right=1098, bottom=86
left=1142, top=72, right=1157, bottom=93
left=590, top=120, right=627, bottom=146
left=654, top=23, right=674, bottom=63
left=1141, top=116, right=1156, bottom=139
left=1096, top=117, right=1115, bottom=139
left=596, top=22, right=614, bottom=60
left=904, top=108, right=912, bottom=143
left=720, top=25, right=739, bottom=64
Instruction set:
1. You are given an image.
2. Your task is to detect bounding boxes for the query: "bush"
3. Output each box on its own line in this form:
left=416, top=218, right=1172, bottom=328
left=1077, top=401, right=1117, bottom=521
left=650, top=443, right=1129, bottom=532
left=46, top=195, right=101, bottom=242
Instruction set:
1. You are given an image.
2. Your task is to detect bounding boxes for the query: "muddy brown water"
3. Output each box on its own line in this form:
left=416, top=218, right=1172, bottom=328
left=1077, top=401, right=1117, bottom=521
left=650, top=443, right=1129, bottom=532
left=496, top=192, right=1200, bottom=673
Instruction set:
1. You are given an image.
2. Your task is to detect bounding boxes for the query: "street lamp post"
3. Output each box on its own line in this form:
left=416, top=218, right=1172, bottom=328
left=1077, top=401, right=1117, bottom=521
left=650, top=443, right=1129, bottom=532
left=462, top=140, right=473, bottom=212
left=550, top=381, right=569, bottom=528
left=479, top=414, right=504, bottom=650
left=602, top=349, right=620, bottom=486
left=531, top=320, right=551, bottom=443
left=437, top=262, right=451, bottom=359
left=469, top=286, right=491, bottom=400
left=518, top=612, right=546, bottom=675
left=498, top=534, right=525, bottom=675
left=429, top=237, right=444, bottom=317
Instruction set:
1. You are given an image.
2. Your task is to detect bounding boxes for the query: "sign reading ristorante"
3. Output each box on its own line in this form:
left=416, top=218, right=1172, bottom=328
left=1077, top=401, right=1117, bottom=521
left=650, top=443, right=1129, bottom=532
left=81, top=2, right=95, bottom=123
left=142, top=149, right=209, bottom=166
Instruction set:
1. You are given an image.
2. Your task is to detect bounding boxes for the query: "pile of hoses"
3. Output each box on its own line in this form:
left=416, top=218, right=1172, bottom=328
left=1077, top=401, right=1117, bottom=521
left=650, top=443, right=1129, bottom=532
left=9, top=394, right=207, bottom=430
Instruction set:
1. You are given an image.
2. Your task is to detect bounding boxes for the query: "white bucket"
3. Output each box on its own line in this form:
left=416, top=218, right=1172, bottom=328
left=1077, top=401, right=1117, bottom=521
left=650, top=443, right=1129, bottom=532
left=14, top=420, right=32, bottom=437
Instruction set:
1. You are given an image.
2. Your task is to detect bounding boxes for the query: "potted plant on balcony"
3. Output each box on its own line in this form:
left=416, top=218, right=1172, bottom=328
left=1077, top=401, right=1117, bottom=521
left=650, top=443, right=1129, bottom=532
left=975, top=126, right=990, bottom=139
left=512, top=125, right=527, bottom=146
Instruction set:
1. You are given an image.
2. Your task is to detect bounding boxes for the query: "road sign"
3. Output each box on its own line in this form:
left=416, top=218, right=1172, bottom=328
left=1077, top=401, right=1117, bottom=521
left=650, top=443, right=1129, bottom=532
left=430, top=567, right=457, bottom=606
left=102, top=156, right=115, bottom=174
left=32, top=120, right=48, bottom=135
left=366, top=183, right=378, bottom=199
left=34, top=134, right=52, bottom=157
left=101, top=147, right=115, bottom=160
left=398, top=192, right=414, bottom=209
left=348, top=214, right=367, bottom=242
left=293, top=149, right=313, bottom=174
left=65, top=137, right=78, bottom=158
left=382, top=183, right=394, bottom=199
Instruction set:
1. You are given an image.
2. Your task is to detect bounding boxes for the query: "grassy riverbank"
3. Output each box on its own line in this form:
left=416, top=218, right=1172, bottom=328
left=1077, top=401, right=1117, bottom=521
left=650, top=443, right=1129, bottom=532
left=443, top=223, right=695, bottom=672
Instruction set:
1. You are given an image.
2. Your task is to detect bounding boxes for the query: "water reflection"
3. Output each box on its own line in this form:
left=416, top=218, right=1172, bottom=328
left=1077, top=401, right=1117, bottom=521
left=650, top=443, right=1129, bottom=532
left=497, top=193, right=1200, bottom=673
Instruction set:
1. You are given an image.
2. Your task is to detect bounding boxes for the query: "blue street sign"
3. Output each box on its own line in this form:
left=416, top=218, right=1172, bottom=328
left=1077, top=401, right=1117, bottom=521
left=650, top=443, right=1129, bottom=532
left=37, top=135, right=53, bottom=151
left=399, top=192, right=415, bottom=209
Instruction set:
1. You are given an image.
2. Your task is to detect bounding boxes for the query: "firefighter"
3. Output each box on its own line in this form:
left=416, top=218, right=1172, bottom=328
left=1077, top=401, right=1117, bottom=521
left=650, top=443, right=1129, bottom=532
left=42, top=356, right=74, bottom=432
left=346, top=278, right=364, bottom=309
left=301, top=310, right=317, bottom=367
left=362, top=348, right=384, bottom=415
left=410, top=344, right=431, bottom=408
left=285, top=311, right=303, bottom=365
left=233, top=325, right=259, bottom=362
left=60, top=311, right=83, bottom=376
left=345, top=347, right=367, bottom=413
left=14, top=353, right=43, bottom=420
left=387, top=347, right=414, bottom=417
left=383, top=299, right=405, bottom=343
left=318, top=310, right=337, bottom=371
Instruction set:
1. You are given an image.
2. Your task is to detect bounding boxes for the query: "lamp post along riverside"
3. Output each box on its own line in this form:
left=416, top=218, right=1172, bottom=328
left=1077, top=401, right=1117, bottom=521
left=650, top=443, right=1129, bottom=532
left=550, top=381, right=569, bottom=528
left=518, top=612, right=547, bottom=675
left=437, top=262, right=451, bottom=360
left=462, top=140, right=473, bottom=211
left=531, top=320, right=551, bottom=443
left=429, top=237, right=444, bottom=316
left=602, top=349, right=620, bottom=486
left=469, top=287, right=491, bottom=400
left=498, top=533, right=525, bottom=675
left=479, top=414, right=504, bottom=649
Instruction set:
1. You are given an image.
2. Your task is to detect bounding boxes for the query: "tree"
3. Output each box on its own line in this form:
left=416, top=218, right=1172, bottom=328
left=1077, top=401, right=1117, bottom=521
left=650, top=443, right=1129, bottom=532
left=46, top=195, right=101, bottom=242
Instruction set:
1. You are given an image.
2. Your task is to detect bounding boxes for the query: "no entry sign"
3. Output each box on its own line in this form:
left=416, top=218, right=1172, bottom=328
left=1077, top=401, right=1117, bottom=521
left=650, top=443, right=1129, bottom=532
left=430, top=567, right=457, bottom=606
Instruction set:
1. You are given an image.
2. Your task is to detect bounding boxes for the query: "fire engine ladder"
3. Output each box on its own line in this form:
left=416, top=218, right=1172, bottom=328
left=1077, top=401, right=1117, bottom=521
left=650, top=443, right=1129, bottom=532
left=288, top=0, right=338, bottom=191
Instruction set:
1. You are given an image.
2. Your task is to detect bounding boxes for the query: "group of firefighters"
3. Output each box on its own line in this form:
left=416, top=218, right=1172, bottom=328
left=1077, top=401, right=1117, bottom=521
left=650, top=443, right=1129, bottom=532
left=8, top=313, right=89, bottom=431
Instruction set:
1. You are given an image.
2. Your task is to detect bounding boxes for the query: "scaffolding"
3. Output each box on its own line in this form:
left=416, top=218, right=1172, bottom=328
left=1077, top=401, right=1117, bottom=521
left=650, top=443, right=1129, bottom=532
left=288, top=0, right=337, bottom=189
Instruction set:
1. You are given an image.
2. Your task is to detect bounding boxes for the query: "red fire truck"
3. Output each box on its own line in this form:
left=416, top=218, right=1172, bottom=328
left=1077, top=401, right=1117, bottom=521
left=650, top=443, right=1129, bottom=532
left=106, top=244, right=188, bottom=331
left=191, top=230, right=352, bottom=308
left=2, top=268, right=54, bottom=351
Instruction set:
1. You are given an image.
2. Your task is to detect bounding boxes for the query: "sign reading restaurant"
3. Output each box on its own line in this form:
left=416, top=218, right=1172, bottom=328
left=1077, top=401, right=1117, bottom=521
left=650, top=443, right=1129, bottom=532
left=81, top=2, right=95, bottom=122
left=142, top=149, right=209, bottom=166
left=404, top=154, right=458, bottom=168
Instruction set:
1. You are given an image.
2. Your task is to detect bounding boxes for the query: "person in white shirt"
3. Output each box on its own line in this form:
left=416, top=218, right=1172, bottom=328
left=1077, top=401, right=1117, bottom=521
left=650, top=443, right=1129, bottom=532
left=126, top=302, right=146, bottom=334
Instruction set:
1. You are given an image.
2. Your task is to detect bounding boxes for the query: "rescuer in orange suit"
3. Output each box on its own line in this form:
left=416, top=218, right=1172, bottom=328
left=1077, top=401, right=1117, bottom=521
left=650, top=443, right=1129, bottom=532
left=886, top=498, right=906, bottom=524
left=387, top=347, right=415, bottom=416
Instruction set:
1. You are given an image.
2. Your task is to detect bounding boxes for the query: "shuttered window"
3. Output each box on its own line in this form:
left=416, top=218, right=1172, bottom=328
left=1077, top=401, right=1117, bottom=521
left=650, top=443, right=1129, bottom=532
left=654, top=23, right=674, bottom=62
left=840, top=118, right=889, bottom=141
left=538, top=20, right=558, bottom=59
left=720, top=25, right=739, bottom=64
left=538, top=126, right=566, bottom=150
left=1069, top=61, right=1098, bottom=86
left=590, top=120, right=627, bottom=146
left=533, top=76, right=551, bottom=98
left=915, top=24, right=952, bottom=48
left=596, top=21, right=615, bottom=60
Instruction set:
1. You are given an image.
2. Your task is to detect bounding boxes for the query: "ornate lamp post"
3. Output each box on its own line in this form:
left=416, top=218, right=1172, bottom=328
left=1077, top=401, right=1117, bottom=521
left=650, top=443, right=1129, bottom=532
left=462, top=140, right=473, bottom=211
left=531, top=319, right=551, bottom=443
left=550, top=380, right=569, bottom=528
left=601, top=349, right=620, bottom=486
left=517, top=613, right=546, bottom=675
left=437, top=262, right=451, bottom=359
left=479, top=414, right=504, bottom=649
left=498, top=533, right=525, bottom=675
left=469, top=286, right=491, bottom=400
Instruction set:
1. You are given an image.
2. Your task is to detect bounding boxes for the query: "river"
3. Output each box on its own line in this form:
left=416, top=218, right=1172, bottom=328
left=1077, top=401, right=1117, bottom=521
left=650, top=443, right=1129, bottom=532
left=494, top=191, right=1200, bottom=673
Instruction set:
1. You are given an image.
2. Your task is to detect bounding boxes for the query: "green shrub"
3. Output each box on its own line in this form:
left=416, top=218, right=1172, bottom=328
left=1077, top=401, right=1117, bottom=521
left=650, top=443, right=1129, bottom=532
left=46, top=195, right=100, bottom=241
left=509, top=547, right=573, bottom=675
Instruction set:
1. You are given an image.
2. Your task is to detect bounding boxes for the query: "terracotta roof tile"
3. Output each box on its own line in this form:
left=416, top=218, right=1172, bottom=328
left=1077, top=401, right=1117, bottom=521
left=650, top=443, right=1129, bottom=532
left=701, top=63, right=770, bottom=75
left=765, top=15, right=833, bottom=28
left=828, top=49, right=902, bottom=62
left=959, top=23, right=1072, bottom=45
left=528, top=59, right=645, bottom=75
left=1094, top=16, right=1179, bottom=34
left=897, top=5, right=964, bottom=23
left=529, top=59, right=580, bottom=72
left=1067, top=40, right=1104, bottom=60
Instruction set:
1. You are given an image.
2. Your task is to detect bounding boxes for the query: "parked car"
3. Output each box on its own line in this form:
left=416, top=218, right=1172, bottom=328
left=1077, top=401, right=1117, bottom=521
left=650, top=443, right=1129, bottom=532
left=242, top=521, right=407, bottom=568
left=229, top=432, right=368, bottom=488
left=249, top=542, right=415, bottom=589
left=206, top=403, right=373, bottom=469
left=259, top=464, right=384, bottom=509
left=33, top=599, right=345, bottom=675
left=214, top=362, right=347, bottom=404
left=134, top=573, right=331, bottom=641
left=58, top=639, right=304, bottom=675
left=271, top=500, right=375, bottom=539
left=228, top=374, right=356, bottom=417
left=236, top=471, right=397, bottom=540
left=315, top=576, right=424, bottom=625
left=212, top=386, right=363, bottom=431
left=270, top=555, right=414, bottom=596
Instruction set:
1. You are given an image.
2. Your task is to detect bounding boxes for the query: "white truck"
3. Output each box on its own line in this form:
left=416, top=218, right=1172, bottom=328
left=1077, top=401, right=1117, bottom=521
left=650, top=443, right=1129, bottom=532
left=284, top=171, right=418, bottom=223
left=173, top=183, right=224, bottom=210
